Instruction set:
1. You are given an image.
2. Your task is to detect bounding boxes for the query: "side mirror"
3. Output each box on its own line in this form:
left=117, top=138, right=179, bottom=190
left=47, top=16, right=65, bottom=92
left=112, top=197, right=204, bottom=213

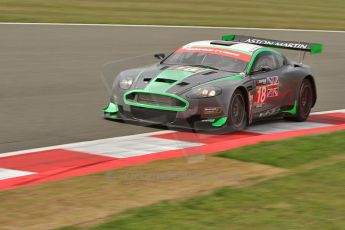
left=251, top=65, right=272, bottom=74
left=260, top=66, right=272, bottom=72
left=154, top=53, right=165, bottom=60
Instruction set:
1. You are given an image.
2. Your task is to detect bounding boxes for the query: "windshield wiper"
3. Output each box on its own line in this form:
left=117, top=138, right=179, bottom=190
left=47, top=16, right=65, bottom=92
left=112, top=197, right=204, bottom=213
left=189, top=64, right=219, bottom=70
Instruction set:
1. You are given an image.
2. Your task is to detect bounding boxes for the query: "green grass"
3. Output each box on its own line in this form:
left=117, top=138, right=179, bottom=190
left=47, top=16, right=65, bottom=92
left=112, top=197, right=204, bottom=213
left=60, top=162, right=345, bottom=230
left=217, top=131, right=345, bottom=168
left=0, top=0, right=344, bottom=30
left=59, top=131, right=345, bottom=230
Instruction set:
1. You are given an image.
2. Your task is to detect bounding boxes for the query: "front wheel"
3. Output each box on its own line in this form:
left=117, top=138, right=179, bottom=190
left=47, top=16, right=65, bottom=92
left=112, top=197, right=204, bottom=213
left=227, top=90, right=247, bottom=131
left=284, top=78, right=314, bottom=122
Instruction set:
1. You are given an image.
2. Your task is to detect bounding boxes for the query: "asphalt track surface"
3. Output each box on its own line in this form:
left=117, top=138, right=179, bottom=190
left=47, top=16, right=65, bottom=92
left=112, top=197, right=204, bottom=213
left=0, top=24, right=344, bottom=153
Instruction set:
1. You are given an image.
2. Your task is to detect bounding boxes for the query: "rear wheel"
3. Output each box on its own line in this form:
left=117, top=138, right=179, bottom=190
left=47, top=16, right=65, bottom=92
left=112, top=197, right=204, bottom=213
left=227, top=90, right=247, bottom=131
left=285, top=78, right=314, bottom=122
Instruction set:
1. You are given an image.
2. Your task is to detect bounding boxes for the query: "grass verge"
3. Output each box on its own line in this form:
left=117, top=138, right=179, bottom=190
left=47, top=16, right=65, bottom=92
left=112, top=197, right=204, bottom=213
left=1, top=131, right=344, bottom=229
left=58, top=131, right=345, bottom=230
left=0, top=0, right=344, bottom=30
left=61, top=162, right=345, bottom=230
left=217, top=130, right=345, bottom=168
left=0, top=155, right=284, bottom=230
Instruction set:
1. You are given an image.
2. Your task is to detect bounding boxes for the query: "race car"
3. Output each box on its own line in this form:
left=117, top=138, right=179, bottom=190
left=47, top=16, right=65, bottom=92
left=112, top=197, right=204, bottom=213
left=104, top=35, right=322, bottom=131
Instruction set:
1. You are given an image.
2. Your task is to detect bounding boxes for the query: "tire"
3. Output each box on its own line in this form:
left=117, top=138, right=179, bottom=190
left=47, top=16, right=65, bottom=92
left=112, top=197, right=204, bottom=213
left=285, top=78, right=314, bottom=122
left=227, top=90, right=247, bottom=131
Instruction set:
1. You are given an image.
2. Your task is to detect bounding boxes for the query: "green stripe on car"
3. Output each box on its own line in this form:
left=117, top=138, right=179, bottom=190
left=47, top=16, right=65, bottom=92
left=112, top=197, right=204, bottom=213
left=144, top=67, right=208, bottom=93
left=212, top=116, right=228, bottom=127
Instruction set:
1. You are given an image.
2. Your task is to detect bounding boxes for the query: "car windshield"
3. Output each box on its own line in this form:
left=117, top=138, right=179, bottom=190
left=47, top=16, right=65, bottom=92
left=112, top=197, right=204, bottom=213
left=162, top=47, right=250, bottom=72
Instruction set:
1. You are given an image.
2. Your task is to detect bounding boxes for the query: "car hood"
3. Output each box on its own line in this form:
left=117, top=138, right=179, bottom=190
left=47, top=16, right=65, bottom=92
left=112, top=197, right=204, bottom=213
left=131, top=64, right=241, bottom=95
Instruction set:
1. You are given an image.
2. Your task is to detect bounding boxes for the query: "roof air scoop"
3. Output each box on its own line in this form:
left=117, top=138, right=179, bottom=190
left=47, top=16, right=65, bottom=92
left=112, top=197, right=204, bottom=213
left=210, top=41, right=237, bottom=46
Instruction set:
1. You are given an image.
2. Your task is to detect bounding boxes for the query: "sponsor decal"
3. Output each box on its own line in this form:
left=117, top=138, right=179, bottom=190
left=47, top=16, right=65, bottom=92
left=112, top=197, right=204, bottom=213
left=259, top=107, right=280, bottom=118
left=254, top=76, right=279, bottom=105
left=266, top=76, right=279, bottom=98
left=203, top=107, right=223, bottom=116
left=256, top=78, right=267, bottom=86
left=201, top=118, right=216, bottom=123
left=176, top=47, right=251, bottom=62
left=244, top=38, right=309, bottom=50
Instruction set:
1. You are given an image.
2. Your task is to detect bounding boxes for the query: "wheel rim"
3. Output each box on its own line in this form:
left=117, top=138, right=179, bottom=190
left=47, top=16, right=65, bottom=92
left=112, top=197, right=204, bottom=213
left=231, top=94, right=245, bottom=128
left=300, top=83, right=312, bottom=116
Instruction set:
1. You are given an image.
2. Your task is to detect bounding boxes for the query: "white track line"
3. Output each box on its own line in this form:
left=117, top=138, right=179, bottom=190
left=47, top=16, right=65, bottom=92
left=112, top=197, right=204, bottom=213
left=0, top=109, right=344, bottom=158
left=0, top=130, right=174, bottom=158
left=311, top=109, right=345, bottom=115
left=66, top=136, right=201, bottom=158
left=0, top=168, right=35, bottom=180
left=0, top=22, right=344, bottom=33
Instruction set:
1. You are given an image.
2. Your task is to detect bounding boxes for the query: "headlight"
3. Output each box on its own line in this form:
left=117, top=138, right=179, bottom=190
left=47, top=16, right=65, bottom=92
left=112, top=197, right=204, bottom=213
left=187, top=86, right=222, bottom=99
left=119, top=77, right=134, bottom=90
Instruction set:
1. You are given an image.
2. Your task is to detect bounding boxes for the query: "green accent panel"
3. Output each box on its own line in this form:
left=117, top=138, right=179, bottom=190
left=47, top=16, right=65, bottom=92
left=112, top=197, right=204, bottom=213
left=221, top=34, right=235, bottom=41
left=107, top=114, right=119, bottom=120
left=281, top=100, right=298, bottom=115
left=310, top=43, right=323, bottom=54
left=246, top=48, right=283, bottom=74
left=124, top=90, right=189, bottom=112
left=145, top=68, right=207, bottom=94
left=212, top=116, right=228, bottom=127
left=103, top=102, right=118, bottom=113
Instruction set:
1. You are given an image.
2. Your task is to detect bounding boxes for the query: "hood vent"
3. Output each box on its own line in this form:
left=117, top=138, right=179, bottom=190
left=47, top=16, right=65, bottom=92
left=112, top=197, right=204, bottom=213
left=176, top=81, right=189, bottom=86
left=202, top=71, right=217, bottom=75
left=155, top=78, right=177, bottom=84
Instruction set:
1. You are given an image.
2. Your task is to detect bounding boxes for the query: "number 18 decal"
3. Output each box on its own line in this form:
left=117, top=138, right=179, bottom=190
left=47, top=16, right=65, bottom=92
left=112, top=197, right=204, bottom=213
left=256, top=86, right=267, bottom=104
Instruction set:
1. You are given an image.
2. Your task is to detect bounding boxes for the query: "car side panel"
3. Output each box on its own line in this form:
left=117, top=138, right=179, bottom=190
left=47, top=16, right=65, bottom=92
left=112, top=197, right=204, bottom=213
left=280, top=63, right=314, bottom=108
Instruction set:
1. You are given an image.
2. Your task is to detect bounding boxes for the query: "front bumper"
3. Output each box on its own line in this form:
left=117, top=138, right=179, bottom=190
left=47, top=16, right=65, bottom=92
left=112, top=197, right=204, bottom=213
left=104, top=96, right=228, bottom=130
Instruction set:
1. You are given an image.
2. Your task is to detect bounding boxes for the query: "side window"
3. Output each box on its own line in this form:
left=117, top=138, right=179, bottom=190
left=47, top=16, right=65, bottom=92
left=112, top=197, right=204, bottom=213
left=273, top=53, right=285, bottom=68
left=251, top=51, right=280, bottom=73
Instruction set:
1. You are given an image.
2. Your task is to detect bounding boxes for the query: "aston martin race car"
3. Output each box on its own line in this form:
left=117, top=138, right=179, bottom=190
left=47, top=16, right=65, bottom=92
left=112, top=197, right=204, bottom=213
left=104, top=35, right=322, bottom=131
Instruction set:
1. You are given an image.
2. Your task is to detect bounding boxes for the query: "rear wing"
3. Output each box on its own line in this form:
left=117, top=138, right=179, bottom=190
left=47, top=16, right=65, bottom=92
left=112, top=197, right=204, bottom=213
left=221, top=34, right=323, bottom=55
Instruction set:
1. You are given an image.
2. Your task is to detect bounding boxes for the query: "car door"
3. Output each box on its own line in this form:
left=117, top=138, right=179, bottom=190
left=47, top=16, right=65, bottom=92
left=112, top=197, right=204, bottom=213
left=249, top=51, right=286, bottom=119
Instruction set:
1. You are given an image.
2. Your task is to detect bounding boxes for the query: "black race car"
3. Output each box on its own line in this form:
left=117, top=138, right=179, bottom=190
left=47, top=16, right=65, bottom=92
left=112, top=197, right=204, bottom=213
left=104, top=35, right=323, bottom=131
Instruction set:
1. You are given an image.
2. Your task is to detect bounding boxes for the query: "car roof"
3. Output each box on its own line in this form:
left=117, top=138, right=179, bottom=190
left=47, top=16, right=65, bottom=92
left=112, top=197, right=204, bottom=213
left=182, top=40, right=265, bottom=56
